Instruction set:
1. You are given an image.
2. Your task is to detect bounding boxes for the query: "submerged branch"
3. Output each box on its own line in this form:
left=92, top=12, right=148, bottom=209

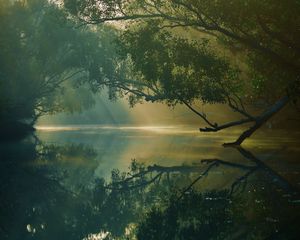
left=224, top=95, right=289, bottom=146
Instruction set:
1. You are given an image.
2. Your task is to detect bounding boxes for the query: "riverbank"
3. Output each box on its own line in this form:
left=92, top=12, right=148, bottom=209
left=0, top=122, right=35, bottom=141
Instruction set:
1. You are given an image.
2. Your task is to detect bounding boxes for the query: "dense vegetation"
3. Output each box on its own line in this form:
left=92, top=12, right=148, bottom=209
left=0, top=0, right=117, bottom=139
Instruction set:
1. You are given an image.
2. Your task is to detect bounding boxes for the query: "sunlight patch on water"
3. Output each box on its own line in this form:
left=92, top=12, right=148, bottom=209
left=36, top=126, right=84, bottom=131
left=35, top=124, right=199, bottom=134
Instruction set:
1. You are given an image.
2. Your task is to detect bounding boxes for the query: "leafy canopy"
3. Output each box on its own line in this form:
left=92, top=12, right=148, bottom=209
left=112, top=22, right=241, bottom=107
left=64, top=0, right=300, bottom=101
left=0, top=0, right=118, bottom=124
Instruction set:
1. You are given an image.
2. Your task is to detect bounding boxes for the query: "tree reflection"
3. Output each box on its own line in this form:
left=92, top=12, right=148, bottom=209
left=137, top=190, right=234, bottom=240
left=107, top=147, right=299, bottom=198
left=1, top=139, right=300, bottom=239
left=0, top=139, right=158, bottom=239
left=0, top=139, right=100, bottom=239
left=105, top=147, right=300, bottom=239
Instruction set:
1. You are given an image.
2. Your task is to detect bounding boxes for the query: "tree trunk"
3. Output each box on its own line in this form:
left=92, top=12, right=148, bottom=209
left=224, top=95, right=290, bottom=146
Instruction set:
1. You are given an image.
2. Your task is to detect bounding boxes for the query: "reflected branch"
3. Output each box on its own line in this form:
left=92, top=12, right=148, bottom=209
left=178, top=161, right=218, bottom=200
left=106, top=158, right=255, bottom=195
left=230, top=167, right=258, bottom=195
left=105, top=147, right=300, bottom=201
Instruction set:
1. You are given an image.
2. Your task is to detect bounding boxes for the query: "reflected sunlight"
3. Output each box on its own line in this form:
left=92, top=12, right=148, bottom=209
left=83, top=231, right=110, bottom=240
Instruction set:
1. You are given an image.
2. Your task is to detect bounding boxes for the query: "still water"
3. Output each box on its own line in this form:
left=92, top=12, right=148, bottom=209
left=1, top=125, right=300, bottom=239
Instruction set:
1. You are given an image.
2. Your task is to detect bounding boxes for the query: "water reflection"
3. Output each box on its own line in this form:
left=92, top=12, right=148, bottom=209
left=0, top=126, right=300, bottom=239
left=0, top=139, right=99, bottom=239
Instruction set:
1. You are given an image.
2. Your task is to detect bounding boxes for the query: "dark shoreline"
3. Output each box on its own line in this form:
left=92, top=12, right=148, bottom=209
left=0, top=122, right=35, bottom=142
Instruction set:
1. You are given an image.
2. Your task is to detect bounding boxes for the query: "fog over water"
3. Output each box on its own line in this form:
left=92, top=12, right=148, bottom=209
left=35, top=123, right=300, bottom=183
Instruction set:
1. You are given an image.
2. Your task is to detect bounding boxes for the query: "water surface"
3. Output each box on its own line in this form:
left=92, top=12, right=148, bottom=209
left=1, top=125, right=300, bottom=239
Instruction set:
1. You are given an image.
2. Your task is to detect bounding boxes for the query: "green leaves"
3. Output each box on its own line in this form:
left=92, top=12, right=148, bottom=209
left=117, top=22, right=239, bottom=105
left=0, top=0, right=118, bottom=124
left=64, top=0, right=300, bottom=104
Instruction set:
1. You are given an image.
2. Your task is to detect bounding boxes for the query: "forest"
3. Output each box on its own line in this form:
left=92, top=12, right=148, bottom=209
left=0, top=0, right=300, bottom=239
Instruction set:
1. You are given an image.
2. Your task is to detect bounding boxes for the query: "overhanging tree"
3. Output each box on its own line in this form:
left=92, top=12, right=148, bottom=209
left=64, top=0, right=300, bottom=145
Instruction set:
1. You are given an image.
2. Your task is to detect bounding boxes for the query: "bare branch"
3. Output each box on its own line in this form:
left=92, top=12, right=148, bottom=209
left=200, top=118, right=254, bottom=132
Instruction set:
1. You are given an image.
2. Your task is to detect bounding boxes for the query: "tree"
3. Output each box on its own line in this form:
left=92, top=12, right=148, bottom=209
left=63, top=0, right=300, bottom=145
left=0, top=0, right=118, bottom=138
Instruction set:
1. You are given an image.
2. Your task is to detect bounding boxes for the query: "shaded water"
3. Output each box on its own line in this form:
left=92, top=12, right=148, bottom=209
left=1, top=125, right=300, bottom=239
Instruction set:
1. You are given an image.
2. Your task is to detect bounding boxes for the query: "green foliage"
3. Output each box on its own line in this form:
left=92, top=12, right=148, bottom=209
left=64, top=0, right=300, bottom=104
left=0, top=0, right=118, bottom=126
left=116, top=22, right=240, bottom=106
left=64, top=0, right=123, bottom=21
